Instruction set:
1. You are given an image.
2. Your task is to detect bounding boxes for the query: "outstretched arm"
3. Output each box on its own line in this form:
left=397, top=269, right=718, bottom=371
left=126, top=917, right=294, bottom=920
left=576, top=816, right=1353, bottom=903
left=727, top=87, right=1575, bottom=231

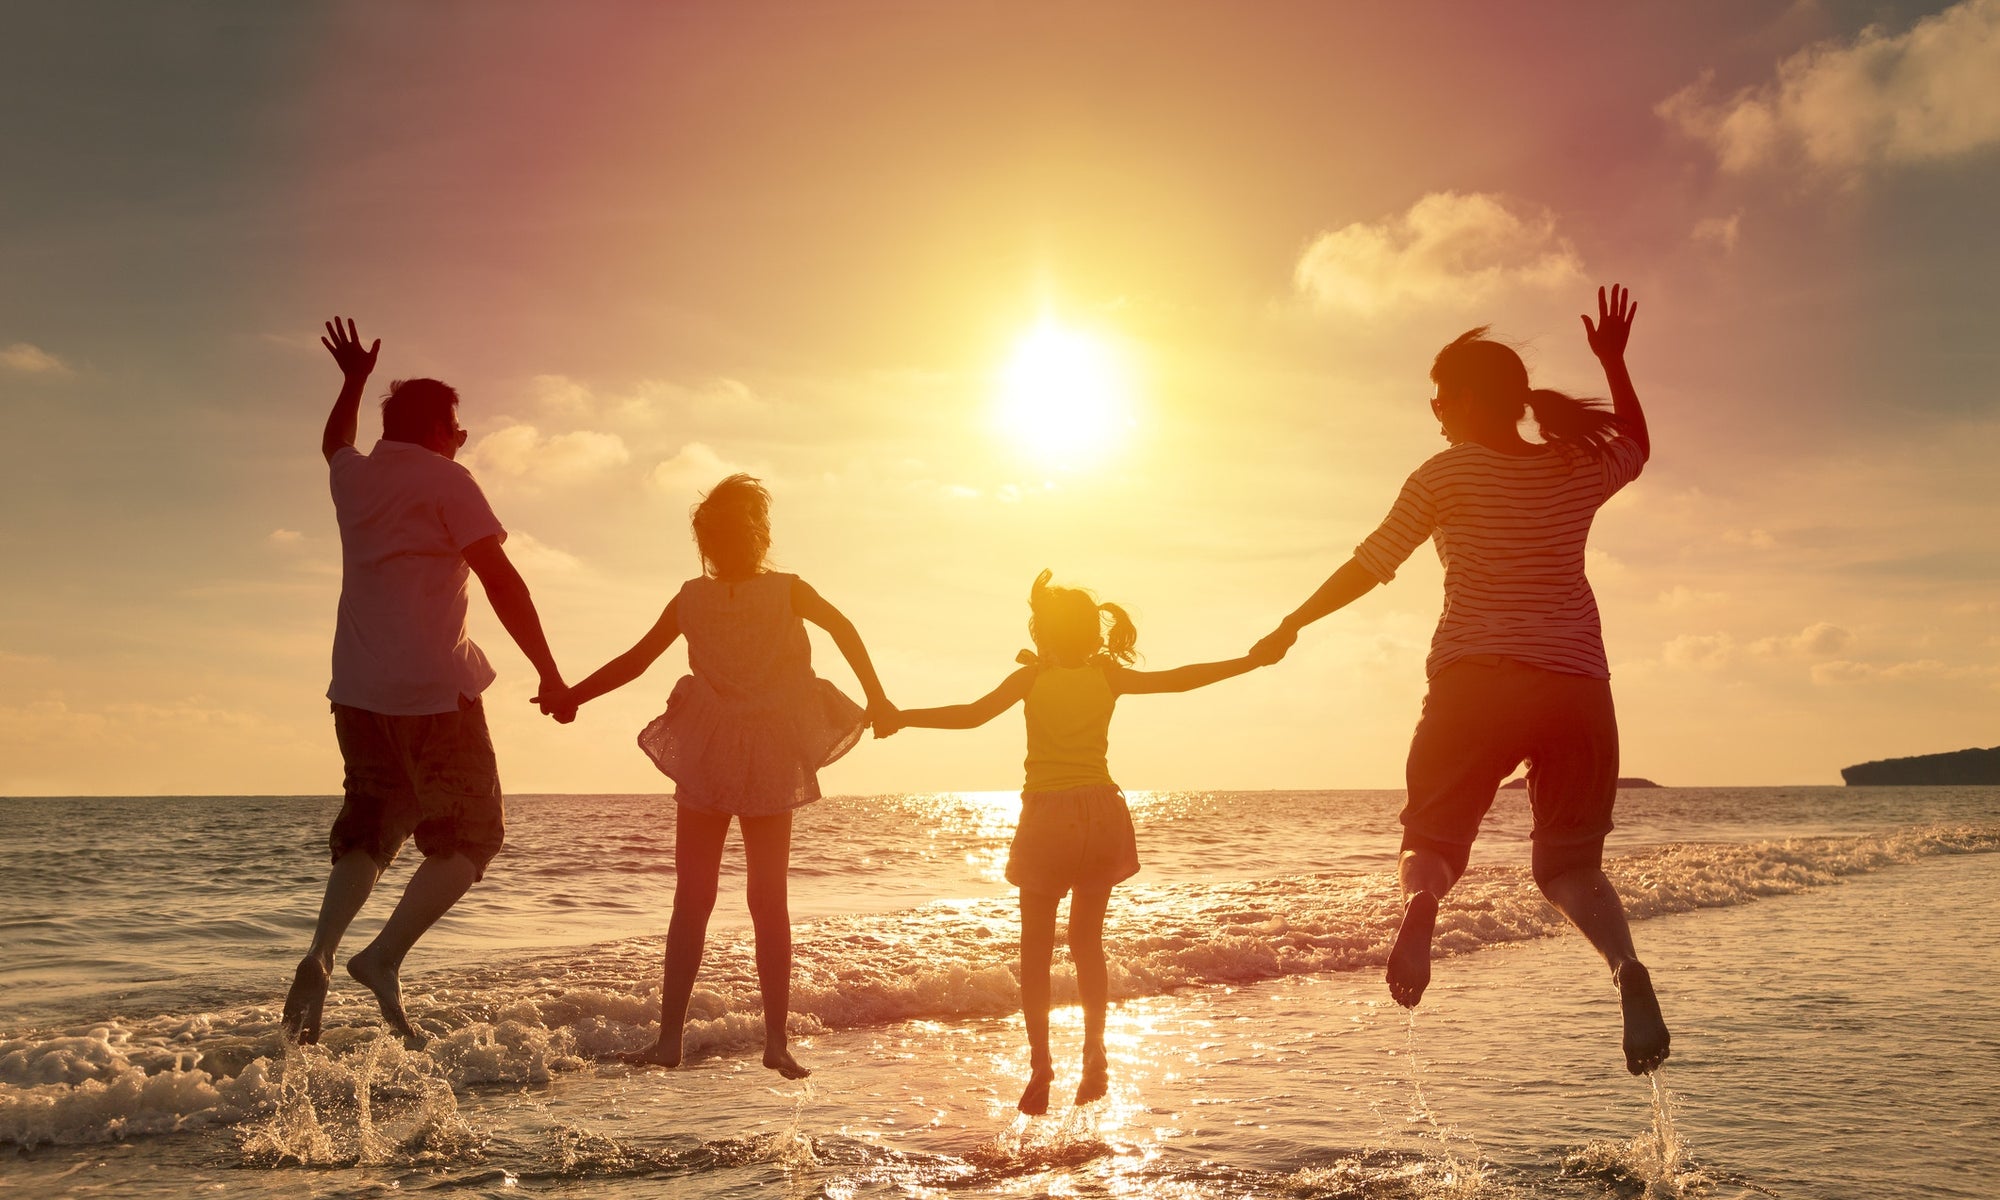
left=1109, top=654, right=1266, bottom=696
left=879, top=667, right=1035, bottom=736
left=1252, top=557, right=1382, bottom=660
left=462, top=535, right=565, bottom=708
left=544, top=597, right=682, bottom=718
left=792, top=579, right=892, bottom=724
left=1583, top=283, right=1648, bottom=461
left=319, top=316, right=380, bottom=462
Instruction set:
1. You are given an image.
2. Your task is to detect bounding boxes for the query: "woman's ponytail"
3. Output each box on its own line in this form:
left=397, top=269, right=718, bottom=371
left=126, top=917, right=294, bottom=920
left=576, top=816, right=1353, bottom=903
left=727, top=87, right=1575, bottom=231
left=1525, top=387, right=1621, bottom=452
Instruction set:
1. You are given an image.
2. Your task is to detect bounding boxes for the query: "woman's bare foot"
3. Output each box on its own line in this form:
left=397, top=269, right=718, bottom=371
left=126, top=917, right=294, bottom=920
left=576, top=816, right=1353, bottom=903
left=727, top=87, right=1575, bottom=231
left=616, top=1037, right=683, bottom=1067
left=1017, top=1062, right=1056, bottom=1115
left=1386, top=890, right=1439, bottom=1008
left=1615, top=960, right=1671, bottom=1074
left=345, top=949, right=422, bottom=1046
left=1074, top=1047, right=1109, bottom=1106
left=281, top=957, right=330, bottom=1045
left=764, top=1043, right=811, bottom=1080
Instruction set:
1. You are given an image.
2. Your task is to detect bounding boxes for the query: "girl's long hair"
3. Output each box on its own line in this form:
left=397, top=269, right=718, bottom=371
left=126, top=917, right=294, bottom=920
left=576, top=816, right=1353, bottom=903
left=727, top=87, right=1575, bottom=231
left=1431, top=327, right=1622, bottom=452
left=690, top=474, right=772, bottom=578
left=1024, top=569, right=1137, bottom=666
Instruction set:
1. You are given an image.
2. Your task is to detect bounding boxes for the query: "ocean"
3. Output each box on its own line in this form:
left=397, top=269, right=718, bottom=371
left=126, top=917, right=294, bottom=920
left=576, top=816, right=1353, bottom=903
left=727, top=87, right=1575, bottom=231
left=2, top=787, right=1995, bottom=1198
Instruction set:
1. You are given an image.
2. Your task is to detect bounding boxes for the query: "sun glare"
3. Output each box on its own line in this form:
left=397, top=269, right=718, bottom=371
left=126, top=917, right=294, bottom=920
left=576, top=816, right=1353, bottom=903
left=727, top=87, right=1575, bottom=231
left=996, top=320, right=1131, bottom=466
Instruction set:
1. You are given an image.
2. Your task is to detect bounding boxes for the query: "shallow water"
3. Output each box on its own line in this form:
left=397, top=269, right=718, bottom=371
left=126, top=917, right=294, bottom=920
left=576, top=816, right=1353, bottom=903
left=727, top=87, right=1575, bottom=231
left=3, top=787, right=1997, bottom=1197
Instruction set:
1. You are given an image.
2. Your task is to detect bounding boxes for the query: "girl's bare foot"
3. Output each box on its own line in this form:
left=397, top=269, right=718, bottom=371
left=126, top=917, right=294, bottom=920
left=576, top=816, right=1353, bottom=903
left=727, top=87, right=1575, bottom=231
left=1017, top=1062, right=1056, bottom=1115
left=764, top=1044, right=811, bottom=1080
left=616, top=1038, right=683, bottom=1067
left=1074, top=1048, right=1109, bottom=1106
left=1386, top=890, right=1439, bottom=1008
left=281, top=957, right=329, bottom=1045
left=345, top=949, right=423, bottom=1046
left=1616, top=960, right=1671, bottom=1074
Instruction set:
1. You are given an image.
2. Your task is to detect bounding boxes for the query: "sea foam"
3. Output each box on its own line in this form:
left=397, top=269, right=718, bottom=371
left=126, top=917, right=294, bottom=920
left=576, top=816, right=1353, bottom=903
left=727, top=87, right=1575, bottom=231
left=1, top=822, right=1992, bottom=1148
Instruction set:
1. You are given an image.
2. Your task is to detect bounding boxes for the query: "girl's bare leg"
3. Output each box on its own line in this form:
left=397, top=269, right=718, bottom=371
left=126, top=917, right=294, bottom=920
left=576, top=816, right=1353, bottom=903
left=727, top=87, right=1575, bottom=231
left=626, top=805, right=731, bottom=1066
left=742, top=810, right=808, bottom=1079
left=1017, top=889, right=1061, bottom=1114
left=1067, top=884, right=1114, bottom=1105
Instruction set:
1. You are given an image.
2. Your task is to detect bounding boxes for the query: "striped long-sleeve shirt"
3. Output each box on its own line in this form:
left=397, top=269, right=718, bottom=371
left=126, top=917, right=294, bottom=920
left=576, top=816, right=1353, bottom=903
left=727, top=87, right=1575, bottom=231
left=1353, top=435, right=1646, bottom=680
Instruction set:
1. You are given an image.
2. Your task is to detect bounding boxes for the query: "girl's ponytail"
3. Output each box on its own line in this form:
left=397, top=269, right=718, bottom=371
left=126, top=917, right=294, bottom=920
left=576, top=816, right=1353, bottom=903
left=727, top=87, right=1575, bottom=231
left=1098, top=603, right=1138, bottom=665
left=1525, top=388, right=1621, bottom=452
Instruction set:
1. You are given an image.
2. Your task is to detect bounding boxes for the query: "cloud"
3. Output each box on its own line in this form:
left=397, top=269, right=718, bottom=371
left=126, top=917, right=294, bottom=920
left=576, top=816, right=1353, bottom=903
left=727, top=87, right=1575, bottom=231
left=1662, top=632, right=1736, bottom=670
left=1691, top=212, right=1742, bottom=252
left=267, top=528, right=304, bottom=547
left=1811, top=658, right=1999, bottom=686
left=504, top=530, right=583, bottom=575
left=1748, top=621, right=1852, bottom=658
left=647, top=442, right=750, bottom=496
left=1294, top=192, right=1582, bottom=314
left=1, top=342, right=71, bottom=376
left=526, top=374, right=768, bottom=426
left=466, top=424, right=631, bottom=485
left=1659, top=0, right=2000, bottom=177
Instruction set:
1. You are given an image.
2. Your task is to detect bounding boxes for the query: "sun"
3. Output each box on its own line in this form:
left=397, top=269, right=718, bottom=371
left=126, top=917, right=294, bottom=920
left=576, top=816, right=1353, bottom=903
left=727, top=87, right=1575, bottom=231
left=995, top=319, right=1131, bottom=466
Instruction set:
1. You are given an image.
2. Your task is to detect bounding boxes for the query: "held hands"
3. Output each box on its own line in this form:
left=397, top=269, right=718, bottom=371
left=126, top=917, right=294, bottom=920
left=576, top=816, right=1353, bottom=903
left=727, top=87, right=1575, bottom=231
left=869, top=698, right=902, bottom=738
left=1581, top=284, right=1636, bottom=363
left=320, top=316, right=380, bottom=382
left=1249, top=625, right=1297, bottom=667
left=531, top=678, right=578, bottom=725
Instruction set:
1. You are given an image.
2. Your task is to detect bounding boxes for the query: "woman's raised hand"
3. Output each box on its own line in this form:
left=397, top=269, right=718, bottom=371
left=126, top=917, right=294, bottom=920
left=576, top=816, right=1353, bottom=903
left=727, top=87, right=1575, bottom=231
left=1250, top=626, right=1296, bottom=666
left=1581, top=284, right=1636, bottom=363
left=870, top=700, right=902, bottom=738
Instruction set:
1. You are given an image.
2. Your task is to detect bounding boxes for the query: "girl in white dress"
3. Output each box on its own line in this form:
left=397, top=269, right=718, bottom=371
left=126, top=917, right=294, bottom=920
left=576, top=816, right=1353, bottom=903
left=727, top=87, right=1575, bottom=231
left=539, top=474, right=888, bottom=1078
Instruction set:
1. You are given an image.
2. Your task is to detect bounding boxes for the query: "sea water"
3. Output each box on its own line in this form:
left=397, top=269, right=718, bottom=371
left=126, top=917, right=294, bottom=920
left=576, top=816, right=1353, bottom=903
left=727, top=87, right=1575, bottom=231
left=2, top=787, right=1995, bottom=1197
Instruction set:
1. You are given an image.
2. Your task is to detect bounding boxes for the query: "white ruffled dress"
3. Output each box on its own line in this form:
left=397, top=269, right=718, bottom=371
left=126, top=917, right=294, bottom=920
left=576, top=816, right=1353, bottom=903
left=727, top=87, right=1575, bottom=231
left=638, top=572, right=866, bottom=815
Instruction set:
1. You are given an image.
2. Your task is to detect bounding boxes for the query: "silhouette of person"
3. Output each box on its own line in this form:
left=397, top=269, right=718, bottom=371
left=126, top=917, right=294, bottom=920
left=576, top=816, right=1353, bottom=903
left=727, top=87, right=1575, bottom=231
left=281, top=317, right=567, bottom=1047
left=532, top=474, right=890, bottom=1080
left=875, top=570, right=1280, bottom=1113
left=1256, top=286, right=1670, bottom=1075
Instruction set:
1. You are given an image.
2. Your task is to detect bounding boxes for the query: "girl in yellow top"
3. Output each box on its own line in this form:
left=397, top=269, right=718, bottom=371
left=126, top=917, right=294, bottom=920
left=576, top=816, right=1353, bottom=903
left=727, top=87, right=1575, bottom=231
left=876, top=571, right=1276, bottom=1114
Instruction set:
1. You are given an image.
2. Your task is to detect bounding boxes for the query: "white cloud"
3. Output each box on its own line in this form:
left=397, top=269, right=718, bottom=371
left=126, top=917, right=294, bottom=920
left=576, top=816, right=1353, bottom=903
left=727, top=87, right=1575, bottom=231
left=1811, top=658, right=1998, bottom=686
left=1, top=342, right=71, bottom=376
left=1659, top=0, right=2000, bottom=176
left=1691, top=212, right=1742, bottom=252
left=466, top=424, right=630, bottom=485
left=267, top=528, right=304, bottom=547
left=1294, top=192, right=1582, bottom=314
left=647, top=442, right=749, bottom=496
left=1663, top=632, right=1735, bottom=670
left=504, top=530, right=583, bottom=576
left=1748, top=621, right=1852, bottom=658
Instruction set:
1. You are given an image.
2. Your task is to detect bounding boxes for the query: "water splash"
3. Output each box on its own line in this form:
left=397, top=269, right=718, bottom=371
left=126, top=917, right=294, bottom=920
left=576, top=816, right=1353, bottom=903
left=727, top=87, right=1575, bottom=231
left=235, top=1034, right=477, bottom=1167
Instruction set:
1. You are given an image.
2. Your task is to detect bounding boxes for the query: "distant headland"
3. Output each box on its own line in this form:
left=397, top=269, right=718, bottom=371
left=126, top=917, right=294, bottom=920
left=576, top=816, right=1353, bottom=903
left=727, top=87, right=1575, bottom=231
left=1840, top=746, right=2000, bottom=786
left=1501, top=777, right=1660, bottom=790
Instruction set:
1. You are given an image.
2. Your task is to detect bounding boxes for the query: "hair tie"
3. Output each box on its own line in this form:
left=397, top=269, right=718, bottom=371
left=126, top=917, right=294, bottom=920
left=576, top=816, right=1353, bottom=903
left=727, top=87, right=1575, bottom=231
left=1016, top=649, right=1039, bottom=667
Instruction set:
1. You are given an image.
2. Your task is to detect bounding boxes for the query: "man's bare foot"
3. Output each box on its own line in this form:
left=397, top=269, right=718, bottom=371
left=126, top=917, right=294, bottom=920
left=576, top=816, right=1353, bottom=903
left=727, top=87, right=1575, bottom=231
left=1386, top=890, right=1439, bottom=1008
left=1615, top=960, right=1671, bottom=1075
left=1017, top=1062, right=1055, bottom=1115
left=616, top=1037, right=683, bottom=1067
left=345, top=949, right=422, bottom=1047
left=764, top=1044, right=811, bottom=1080
left=281, top=957, right=330, bottom=1045
left=1074, top=1047, right=1109, bottom=1106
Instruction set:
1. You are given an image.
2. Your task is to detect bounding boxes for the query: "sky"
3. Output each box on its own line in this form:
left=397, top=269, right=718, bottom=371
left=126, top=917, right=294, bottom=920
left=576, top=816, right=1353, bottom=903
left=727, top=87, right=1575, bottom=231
left=2, top=1, right=1996, bottom=796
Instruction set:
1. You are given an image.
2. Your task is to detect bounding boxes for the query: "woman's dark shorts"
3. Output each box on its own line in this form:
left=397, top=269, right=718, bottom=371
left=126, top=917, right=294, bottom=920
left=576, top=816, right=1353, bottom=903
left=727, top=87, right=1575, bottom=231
left=1401, top=655, right=1618, bottom=867
left=329, top=694, right=505, bottom=880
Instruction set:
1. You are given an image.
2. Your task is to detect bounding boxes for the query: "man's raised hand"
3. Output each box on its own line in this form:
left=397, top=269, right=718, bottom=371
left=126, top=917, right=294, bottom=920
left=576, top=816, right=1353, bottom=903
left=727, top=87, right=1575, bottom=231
left=321, top=316, right=380, bottom=382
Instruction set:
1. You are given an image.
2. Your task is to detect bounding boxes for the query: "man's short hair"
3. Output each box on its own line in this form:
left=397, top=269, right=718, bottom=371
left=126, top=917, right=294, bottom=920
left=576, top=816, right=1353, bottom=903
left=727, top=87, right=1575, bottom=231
left=381, top=378, right=459, bottom=441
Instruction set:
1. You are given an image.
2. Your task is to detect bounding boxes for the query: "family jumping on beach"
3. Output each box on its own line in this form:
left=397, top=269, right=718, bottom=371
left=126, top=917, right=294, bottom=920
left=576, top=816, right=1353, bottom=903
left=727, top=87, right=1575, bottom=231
left=281, top=285, right=1671, bottom=1117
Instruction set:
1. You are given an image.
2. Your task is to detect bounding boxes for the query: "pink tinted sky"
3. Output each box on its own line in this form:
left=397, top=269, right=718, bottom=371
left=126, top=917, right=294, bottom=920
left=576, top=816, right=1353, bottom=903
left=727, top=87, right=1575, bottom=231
left=2, top=2, right=1996, bottom=795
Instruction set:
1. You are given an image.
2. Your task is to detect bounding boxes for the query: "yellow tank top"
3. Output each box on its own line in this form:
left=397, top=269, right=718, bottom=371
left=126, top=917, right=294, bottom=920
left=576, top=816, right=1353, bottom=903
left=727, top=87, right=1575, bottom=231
left=1022, top=664, right=1117, bottom=793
